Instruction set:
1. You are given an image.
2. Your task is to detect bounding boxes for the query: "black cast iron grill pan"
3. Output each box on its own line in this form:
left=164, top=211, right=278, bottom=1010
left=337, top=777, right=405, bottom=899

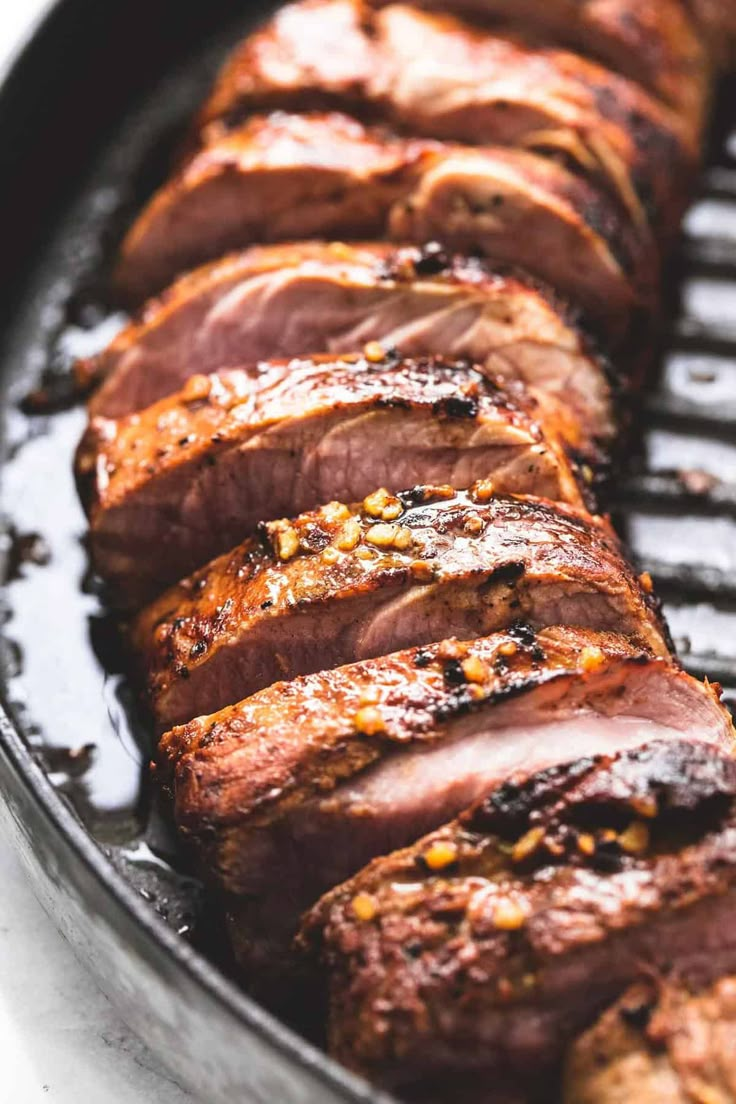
left=0, top=3, right=734, bottom=1103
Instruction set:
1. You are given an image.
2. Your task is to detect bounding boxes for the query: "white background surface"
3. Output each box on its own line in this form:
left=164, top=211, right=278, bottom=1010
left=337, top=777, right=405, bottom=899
left=0, top=5, right=195, bottom=1102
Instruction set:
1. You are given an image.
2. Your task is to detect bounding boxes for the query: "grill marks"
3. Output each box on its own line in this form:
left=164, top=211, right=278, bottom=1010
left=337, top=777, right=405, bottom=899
left=132, top=489, right=670, bottom=730
left=77, top=352, right=585, bottom=605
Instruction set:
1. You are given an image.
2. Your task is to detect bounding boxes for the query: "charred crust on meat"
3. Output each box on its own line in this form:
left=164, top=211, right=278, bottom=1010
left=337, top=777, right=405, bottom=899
left=412, top=242, right=451, bottom=277
left=467, top=740, right=736, bottom=869
left=618, top=995, right=655, bottom=1031
left=478, top=562, right=526, bottom=591
left=432, top=394, right=480, bottom=420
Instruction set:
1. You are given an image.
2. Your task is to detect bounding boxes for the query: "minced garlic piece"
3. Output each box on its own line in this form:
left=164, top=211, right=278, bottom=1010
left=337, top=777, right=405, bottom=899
left=423, top=841, right=458, bottom=871
left=392, top=526, right=413, bottom=550
left=464, top=515, right=484, bottom=535
left=180, top=373, right=212, bottom=403
left=352, top=893, right=378, bottom=922
left=365, top=524, right=413, bottom=550
left=358, top=686, right=380, bottom=707
left=579, top=645, right=606, bottom=672
left=336, top=517, right=361, bottom=551
left=470, top=478, right=495, bottom=503
left=577, top=833, right=596, bottom=857
left=274, top=525, right=299, bottom=562
left=363, top=341, right=385, bottom=363
left=639, top=571, right=654, bottom=594
left=461, top=655, right=487, bottom=684
left=492, top=899, right=527, bottom=930
left=321, top=501, right=351, bottom=525
left=512, top=826, right=545, bottom=864
left=630, top=795, right=658, bottom=819
left=497, top=640, right=518, bottom=657
left=618, top=820, right=650, bottom=854
left=354, top=706, right=385, bottom=735
left=365, top=523, right=398, bottom=547
left=322, top=546, right=341, bottom=565
left=363, top=488, right=402, bottom=521
left=410, top=560, right=435, bottom=583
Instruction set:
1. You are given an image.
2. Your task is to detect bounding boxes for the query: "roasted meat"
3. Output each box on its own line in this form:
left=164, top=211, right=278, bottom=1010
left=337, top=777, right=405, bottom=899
left=300, top=739, right=736, bottom=1093
left=195, top=0, right=695, bottom=237
left=77, top=352, right=585, bottom=605
left=158, top=629, right=733, bottom=990
left=86, top=243, right=613, bottom=458
left=363, top=0, right=710, bottom=130
left=115, top=112, right=658, bottom=339
left=133, top=488, right=670, bottom=730
left=564, top=976, right=736, bottom=1104
left=686, top=0, right=736, bottom=70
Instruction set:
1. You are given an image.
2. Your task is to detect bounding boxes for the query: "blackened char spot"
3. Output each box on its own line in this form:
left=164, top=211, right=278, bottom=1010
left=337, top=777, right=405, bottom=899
left=432, top=685, right=479, bottom=724
left=433, top=394, right=479, bottom=419
left=619, top=997, right=654, bottom=1032
left=443, top=659, right=466, bottom=688
left=413, top=241, right=450, bottom=276
left=470, top=755, right=597, bottom=839
left=479, top=562, right=526, bottom=591
left=507, top=620, right=545, bottom=661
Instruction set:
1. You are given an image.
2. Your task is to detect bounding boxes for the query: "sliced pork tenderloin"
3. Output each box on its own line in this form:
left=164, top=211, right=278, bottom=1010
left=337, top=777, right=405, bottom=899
left=564, top=975, right=736, bottom=1104
left=85, top=243, right=614, bottom=460
left=362, top=0, right=709, bottom=130
left=300, top=738, right=736, bottom=1095
left=78, top=352, right=586, bottom=606
left=686, top=0, right=736, bottom=70
left=158, top=628, right=733, bottom=992
left=195, top=0, right=695, bottom=238
left=132, top=487, right=671, bottom=730
left=115, top=112, right=658, bottom=341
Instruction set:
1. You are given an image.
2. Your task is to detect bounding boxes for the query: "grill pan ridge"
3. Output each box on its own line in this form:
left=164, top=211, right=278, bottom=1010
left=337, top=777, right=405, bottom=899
left=0, top=2, right=734, bottom=1103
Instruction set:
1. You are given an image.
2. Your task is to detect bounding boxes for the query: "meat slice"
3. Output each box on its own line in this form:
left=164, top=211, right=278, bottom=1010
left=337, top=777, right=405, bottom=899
left=196, top=0, right=695, bottom=236
left=77, top=353, right=586, bottom=606
left=85, top=243, right=613, bottom=459
left=361, top=0, right=710, bottom=130
left=564, top=976, right=736, bottom=1104
left=158, top=628, right=733, bottom=993
left=686, top=0, right=736, bottom=70
left=115, top=112, right=658, bottom=340
left=300, top=739, right=736, bottom=1094
left=132, top=488, right=671, bottom=730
